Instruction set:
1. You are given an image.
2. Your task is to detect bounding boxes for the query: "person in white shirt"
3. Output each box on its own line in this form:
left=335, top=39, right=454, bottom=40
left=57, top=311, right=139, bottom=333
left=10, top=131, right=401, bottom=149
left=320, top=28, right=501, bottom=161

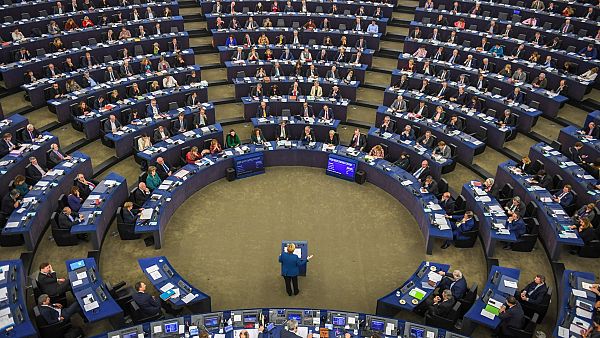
left=367, top=20, right=379, bottom=34
left=162, top=75, right=178, bottom=88
left=300, top=47, right=313, bottom=62
left=580, top=67, right=598, bottom=81
left=11, top=29, right=25, bottom=42
left=148, top=99, right=162, bottom=119
left=310, top=81, right=323, bottom=97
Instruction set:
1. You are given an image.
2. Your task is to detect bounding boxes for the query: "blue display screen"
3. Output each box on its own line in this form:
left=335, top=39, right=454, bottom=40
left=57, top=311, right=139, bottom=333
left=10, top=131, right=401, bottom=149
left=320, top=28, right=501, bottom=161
left=288, top=313, right=302, bottom=321
left=234, top=153, right=265, bottom=178
left=165, top=322, right=179, bottom=333
left=332, top=316, right=346, bottom=326
left=409, top=327, right=425, bottom=338
left=69, top=260, right=85, bottom=270
left=205, top=317, right=219, bottom=327
left=243, top=315, right=257, bottom=323
left=326, top=154, right=357, bottom=181
left=370, top=320, right=385, bottom=331
left=122, top=332, right=138, bottom=338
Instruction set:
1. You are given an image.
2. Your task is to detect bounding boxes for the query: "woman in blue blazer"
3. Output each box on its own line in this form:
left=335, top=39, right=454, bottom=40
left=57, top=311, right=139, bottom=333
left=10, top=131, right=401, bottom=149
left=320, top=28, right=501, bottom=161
left=67, top=186, right=84, bottom=212
left=279, top=243, right=313, bottom=296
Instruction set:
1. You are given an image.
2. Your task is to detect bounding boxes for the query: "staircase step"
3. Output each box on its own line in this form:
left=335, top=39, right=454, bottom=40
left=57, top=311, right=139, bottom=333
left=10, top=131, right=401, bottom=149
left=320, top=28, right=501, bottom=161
left=382, top=34, right=406, bottom=42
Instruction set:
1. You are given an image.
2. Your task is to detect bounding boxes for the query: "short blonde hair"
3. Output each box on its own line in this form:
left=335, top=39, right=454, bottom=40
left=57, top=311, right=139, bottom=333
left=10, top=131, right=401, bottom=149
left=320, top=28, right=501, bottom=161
left=286, top=243, right=296, bottom=253
left=124, top=201, right=133, bottom=208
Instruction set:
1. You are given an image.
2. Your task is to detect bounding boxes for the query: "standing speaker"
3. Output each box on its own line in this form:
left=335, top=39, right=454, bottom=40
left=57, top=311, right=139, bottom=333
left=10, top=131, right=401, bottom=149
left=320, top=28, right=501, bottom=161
left=226, top=167, right=236, bottom=181
left=355, top=170, right=366, bottom=184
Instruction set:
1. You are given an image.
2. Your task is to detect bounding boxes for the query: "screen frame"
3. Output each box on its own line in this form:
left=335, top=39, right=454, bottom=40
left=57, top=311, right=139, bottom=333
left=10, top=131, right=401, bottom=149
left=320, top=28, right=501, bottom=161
left=234, top=152, right=265, bottom=179
left=326, top=154, right=358, bottom=181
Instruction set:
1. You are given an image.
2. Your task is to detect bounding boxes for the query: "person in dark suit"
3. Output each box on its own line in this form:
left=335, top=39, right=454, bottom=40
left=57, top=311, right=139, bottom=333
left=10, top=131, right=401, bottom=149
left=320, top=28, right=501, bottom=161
left=348, top=128, right=366, bottom=151
left=276, top=121, right=290, bottom=141
left=552, top=184, right=574, bottom=208
left=518, top=275, right=548, bottom=306
left=256, top=101, right=270, bottom=118
left=0, top=133, right=18, bottom=157
left=153, top=126, right=170, bottom=142
left=379, top=116, right=395, bottom=134
left=442, top=211, right=476, bottom=249
left=48, top=143, right=70, bottom=165
left=447, top=115, right=463, bottom=131
left=559, top=19, right=574, bottom=34
left=171, top=112, right=188, bottom=134
left=318, top=105, right=334, bottom=120
left=37, top=294, right=81, bottom=325
left=437, top=270, right=468, bottom=300
left=499, top=109, right=516, bottom=128
left=280, top=320, right=306, bottom=338
left=127, top=83, right=144, bottom=98
left=426, top=289, right=455, bottom=317
left=26, top=157, right=47, bottom=183
left=75, top=173, right=96, bottom=200
left=1, top=190, right=21, bottom=216
left=21, top=124, right=40, bottom=143
left=132, top=282, right=162, bottom=317
left=324, top=130, right=339, bottom=146
left=279, top=243, right=314, bottom=296
left=57, top=207, right=83, bottom=230
left=299, top=102, right=313, bottom=118
left=392, top=74, right=409, bottom=89
left=581, top=122, right=600, bottom=138
left=421, top=176, right=438, bottom=195
left=104, top=66, right=120, bottom=82
left=399, top=125, right=415, bottom=141
left=572, top=203, right=596, bottom=224
left=103, top=115, right=122, bottom=134
left=300, top=126, right=315, bottom=145
left=155, top=157, right=172, bottom=180
left=568, top=142, right=588, bottom=164
left=570, top=218, right=598, bottom=251
left=503, top=212, right=526, bottom=249
left=532, top=169, right=552, bottom=190
left=394, top=152, right=411, bottom=170
left=37, top=263, right=71, bottom=297
left=416, top=130, right=434, bottom=149
left=133, top=182, right=151, bottom=206
left=496, top=296, right=525, bottom=337
left=121, top=202, right=138, bottom=224
left=517, top=157, right=532, bottom=174
left=505, top=196, right=525, bottom=217
left=506, top=88, right=524, bottom=104
left=439, top=192, right=455, bottom=215
left=413, top=160, right=431, bottom=182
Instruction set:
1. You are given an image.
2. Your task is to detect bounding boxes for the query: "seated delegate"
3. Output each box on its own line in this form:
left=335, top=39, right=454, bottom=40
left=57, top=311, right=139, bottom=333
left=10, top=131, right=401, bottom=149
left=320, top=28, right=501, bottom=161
left=226, top=129, right=241, bottom=148
left=441, top=211, right=476, bottom=249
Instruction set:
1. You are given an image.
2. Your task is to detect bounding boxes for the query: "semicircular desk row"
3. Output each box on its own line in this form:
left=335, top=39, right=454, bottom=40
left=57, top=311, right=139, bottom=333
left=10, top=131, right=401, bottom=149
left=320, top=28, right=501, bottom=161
left=97, top=259, right=466, bottom=338
left=99, top=308, right=467, bottom=338
left=135, top=141, right=454, bottom=252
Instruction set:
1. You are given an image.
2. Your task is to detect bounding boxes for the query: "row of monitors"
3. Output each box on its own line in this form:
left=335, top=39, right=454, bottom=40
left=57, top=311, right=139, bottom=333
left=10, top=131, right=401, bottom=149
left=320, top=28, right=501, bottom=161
left=107, top=309, right=468, bottom=338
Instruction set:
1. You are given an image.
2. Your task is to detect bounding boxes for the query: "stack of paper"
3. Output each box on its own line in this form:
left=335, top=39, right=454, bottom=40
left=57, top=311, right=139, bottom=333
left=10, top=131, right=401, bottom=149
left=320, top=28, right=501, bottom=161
left=145, top=265, right=162, bottom=280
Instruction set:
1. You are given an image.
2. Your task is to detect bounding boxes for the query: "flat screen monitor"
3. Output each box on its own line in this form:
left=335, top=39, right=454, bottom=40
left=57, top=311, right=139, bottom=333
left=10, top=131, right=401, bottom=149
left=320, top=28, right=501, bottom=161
left=69, top=260, right=85, bottom=270
left=164, top=322, right=179, bottom=333
left=205, top=316, right=219, bottom=328
left=234, top=153, right=265, bottom=178
left=370, top=320, right=385, bottom=332
left=332, top=316, right=346, bottom=326
left=409, top=327, right=426, bottom=338
left=243, top=314, right=257, bottom=323
left=122, top=332, right=138, bottom=338
left=287, top=313, right=302, bottom=321
left=326, top=154, right=357, bottom=181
